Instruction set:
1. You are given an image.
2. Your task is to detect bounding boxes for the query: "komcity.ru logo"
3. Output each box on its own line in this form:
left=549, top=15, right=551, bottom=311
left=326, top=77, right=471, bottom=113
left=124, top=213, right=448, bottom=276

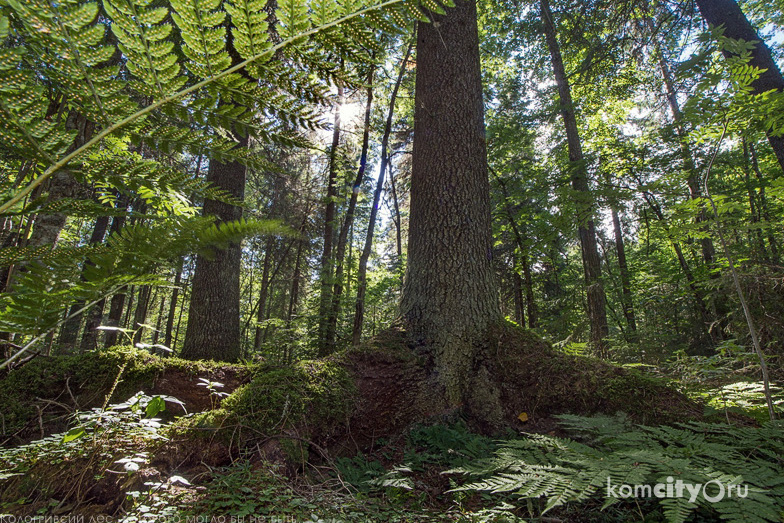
left=606, top=476, right=748, bottom=503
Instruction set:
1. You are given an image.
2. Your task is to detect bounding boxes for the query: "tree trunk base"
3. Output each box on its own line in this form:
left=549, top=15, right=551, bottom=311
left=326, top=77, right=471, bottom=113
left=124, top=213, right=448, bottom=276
left=169, top=321, right=706, bottom=474
left=341, top=321, right=702, bottom=444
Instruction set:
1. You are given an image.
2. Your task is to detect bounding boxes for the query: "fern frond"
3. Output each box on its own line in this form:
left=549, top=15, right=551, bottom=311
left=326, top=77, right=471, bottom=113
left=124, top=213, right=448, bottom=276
left=171, top=0, right=231, bottom=79
left=225, top=0, right=273, bottom=78
left=453, top=415, right=784, bottom=523
left=7, top=0, right=129, bottom=125
left=104, top=0, right=184, bottom=97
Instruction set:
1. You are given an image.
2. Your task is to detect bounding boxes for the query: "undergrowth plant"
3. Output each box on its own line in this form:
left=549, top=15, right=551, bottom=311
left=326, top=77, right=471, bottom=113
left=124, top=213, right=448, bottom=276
left=450, top=414, right=784, bottom=523
left=0, top=391, right=181, bottom=515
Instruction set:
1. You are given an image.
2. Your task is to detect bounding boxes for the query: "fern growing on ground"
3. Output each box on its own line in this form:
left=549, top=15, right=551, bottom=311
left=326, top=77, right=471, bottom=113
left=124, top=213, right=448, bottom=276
left=450, top=414, right=784, bottom=523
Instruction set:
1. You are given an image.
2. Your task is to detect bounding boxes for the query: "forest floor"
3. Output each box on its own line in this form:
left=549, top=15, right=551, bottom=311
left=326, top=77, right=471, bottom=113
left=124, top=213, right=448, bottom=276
left=1, top=327, right=781, bottom=522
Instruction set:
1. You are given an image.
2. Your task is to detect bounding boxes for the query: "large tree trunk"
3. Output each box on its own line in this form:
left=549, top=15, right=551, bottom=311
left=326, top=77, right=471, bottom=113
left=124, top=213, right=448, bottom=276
left=695, top=0, right=784, bottom=172
left=181, top=140, right=247, bottom=362
left=540, top=0, right=608, bottom=353
left=400, top=1, right=501, bottom=418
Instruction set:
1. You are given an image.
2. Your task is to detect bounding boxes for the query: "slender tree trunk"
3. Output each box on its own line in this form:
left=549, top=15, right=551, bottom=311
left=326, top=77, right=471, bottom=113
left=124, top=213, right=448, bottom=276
left=317, top=83, right=344, bottom=353
left=513, top=271, right=525, bottom=327
left=540, top=0, right=608, bottom=353
left=695, top=0, right=784, bottom=172
left=388, top=163, right=403, bottom=264
left=164, top=258, right=184, bottom=349
left=324, top=67, right=375, bottom=355
left=521, top=252, right=537, bottom=329
left=102, top=198, right=130, bottom=348
left=748, top=141, right=781, bottom=262
left=287, top=237, right=304, bottom=324
left=173, top=262, right=191, bottom=352
left=253, top=238, right=275, bottom=351
left=131, top=285, right=152, bottom=344
left=352, top=41, right=413, bottom=345
left=399, top=0, right=502, bottom=421
left=81, top=298, right=105, bottom=352
left=491, top=170, right=538, bottom=329
left=122, top=285, right=135, bottom=329
left=181, top=138, right=247, bottom=362
left=653, top=36, right=718, bottom=266
left=641, top=192, right=715, bottom=343
left=151, top=290, right=166, bottom=345
left=741, top=138, right=769, bottom=261
left=611, top=208, right=637, bottom=334
left=58, top=214, right=110, bottom=353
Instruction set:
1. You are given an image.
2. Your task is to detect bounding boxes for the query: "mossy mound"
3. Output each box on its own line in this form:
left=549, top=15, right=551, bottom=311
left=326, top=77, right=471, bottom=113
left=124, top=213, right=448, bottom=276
left=162, top=358, right=356, bottom=469
left=488, top=322, right=703, bottom=427
left=165, top=322, right=704, bottom=469
left=0, top=346, right=249, bottom=445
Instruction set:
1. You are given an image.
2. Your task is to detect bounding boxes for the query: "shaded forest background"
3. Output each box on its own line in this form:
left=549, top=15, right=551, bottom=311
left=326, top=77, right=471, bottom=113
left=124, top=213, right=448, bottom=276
left=2, top=0, right=782, bottom=374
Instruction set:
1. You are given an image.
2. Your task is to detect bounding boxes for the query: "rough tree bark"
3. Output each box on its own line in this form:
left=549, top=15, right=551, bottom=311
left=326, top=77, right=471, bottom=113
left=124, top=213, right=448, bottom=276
left=695, top=0, right=784, bottom=172
left=540, top=0, right=608, bottom=353
left=399, top=0, right=502, bottom=420
left=181, top=138, right=247, bottom=362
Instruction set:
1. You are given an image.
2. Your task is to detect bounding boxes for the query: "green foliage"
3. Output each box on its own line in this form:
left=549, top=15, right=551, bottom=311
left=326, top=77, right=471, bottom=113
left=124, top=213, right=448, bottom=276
left=451, top=414, right=784, bottom=523
left=701, top=381, right=784, bottom=422
left=0, top=0, right=450, bottom=363
left=335, top=453, right=388, bottom=493
left=0, top=391, right=177, bottom=514
left=405, top=421, right=497, bottom=469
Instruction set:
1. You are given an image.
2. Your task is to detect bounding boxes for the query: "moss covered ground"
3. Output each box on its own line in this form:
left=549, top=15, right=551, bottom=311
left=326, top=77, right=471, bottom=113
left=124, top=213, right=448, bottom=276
left=1, top=326, right=753, bottom=520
